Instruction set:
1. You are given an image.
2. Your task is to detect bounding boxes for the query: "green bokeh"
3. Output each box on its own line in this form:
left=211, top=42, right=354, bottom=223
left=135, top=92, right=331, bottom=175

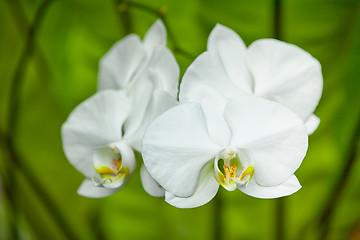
left=1, top=0, right=360, bottom=239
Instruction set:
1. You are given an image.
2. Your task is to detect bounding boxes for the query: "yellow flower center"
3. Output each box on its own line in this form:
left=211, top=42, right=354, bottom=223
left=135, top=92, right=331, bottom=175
left=92, top=146, right=130, bottom=188
left=214, top=148, right=255, bottom=191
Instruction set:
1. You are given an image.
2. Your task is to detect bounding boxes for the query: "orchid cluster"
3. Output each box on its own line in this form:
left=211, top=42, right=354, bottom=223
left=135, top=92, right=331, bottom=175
left=62, top=20, right=322, bottom=208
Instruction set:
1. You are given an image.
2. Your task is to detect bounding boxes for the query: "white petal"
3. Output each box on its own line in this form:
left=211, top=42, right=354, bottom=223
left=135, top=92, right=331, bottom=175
left=305, top=114, right=320, bottom=135
left=61, top=90, right=130, bottom=178
left=122, top=75, right=154, bottom=138
left=208, top=24, right=246, bottom=51
left=140, top=165, right=165, bottom=197
left=148, top=46, right=180, bottom=98
left=142, top=103, right=221, bottom=197
left=224, top=96, right=308, bottom=186
left=113, top=141, right=136, bottom=173
left=207, top=24, right=253, bottom=93
left=124, top=44, right=179, bottom=139
left=77, top=179, right=120, bottom=198
left=179, top=51, right=241, bottom=103
left=143, top=19, right=166, bottom=51
left=165, top=161, right=219, bottom=208
left=98, top=34, right=145, bottom=90
left=200, top=95, right=231, bottom=147
left=246, top=39, right=323, bottom=121
left=181, top=85, right=231, bottom=147
left=240, top=175, right=301, bottom=198
left=126, top=90, right=178, bottom=152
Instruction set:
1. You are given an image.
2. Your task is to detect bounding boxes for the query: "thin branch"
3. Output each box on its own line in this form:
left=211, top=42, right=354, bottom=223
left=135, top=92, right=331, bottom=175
left=90, top=205, right=108, bottom=240
left=114, top=0, right=133, bottom=35
left=120, top=0, right=195, bottom=59
left=3, top=0, right=56, bottom=237
left=275, top=198, right=285, bottom=240
left=6, top=0, right=28, bottom=33
left=318, top=118, right=360, bottom=240
left=160, top=15, right=195, bottom=59
left=274, top=0, right=282, bottom=40
left=213, top=191, right=223, bottom=240
left=273, top=1, right=285, bottom=240
left=172, top=47, right=195, bottom=61
left=3, top=0, right=79, bottom=239
left=0, top=131, right=19, bottom=240
left=126, top=0, right=158, bottom=15
left=7, top=0, right=53, bottom=135
left=160, top=14, right=179, bottom=48
left=4, top=136, right=79, bottom=240
left=6, top=0, right=51, bottom=84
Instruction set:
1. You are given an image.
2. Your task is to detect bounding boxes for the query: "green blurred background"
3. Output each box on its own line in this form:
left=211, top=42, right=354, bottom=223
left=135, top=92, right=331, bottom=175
left=1, top=0, right=360, bottom=239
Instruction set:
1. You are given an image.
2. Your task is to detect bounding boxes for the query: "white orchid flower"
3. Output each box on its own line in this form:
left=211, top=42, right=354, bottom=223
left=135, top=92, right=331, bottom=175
left=180, top=24, right=323, bottom=135
left=62, top=20, right=179, bottom=198
left=97, top=19, right=179, bottom=149
left=98, top=20, right=179, bottom=197
left=142, top=92, right=308, bottom=208
left=98, top=19, right=178, bottom=96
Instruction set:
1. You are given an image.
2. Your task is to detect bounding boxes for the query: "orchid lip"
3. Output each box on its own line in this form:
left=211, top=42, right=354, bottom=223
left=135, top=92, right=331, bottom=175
left=214, top=147, right=255, bottom=191
left=92, top=143, right=132, bottom=189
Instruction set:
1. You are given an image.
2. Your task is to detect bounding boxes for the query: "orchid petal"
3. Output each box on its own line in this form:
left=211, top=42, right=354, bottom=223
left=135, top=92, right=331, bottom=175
left=208, top=24, right=246, bottom=52
left=126, top=90, right=178, bottom=152
left=77, top=179, right=121, bottom=198
left=200, top=94, right=231, bottom=147
left=246, top=39, right=323, bottom=121
left=305, top=114, right=320, bottom=135
left=180, top=51, right=241, bottom=103
left=240, top=175, right=301, bottom=198
left=112, top=141, right=136, bottom=173
left=124, top=46, right=179, bottom=140
left=143, top=19, right=166, bottom=51
left=140, top=165, right=165, bottom=197
left=142, top=103, right=221, bottom=197
left=165, top=161, right=219, bottom=208
left=224, top=96, right=308, bottom=186
left=207, top=24, right=253, bottom=93
left=122, top=75, right=154, bottom=139
left=148, top=46, right=180, bottom=98
left=181, top=85, right=231, bottom=147
left=62, top=90, right=130, bottom=178
left=98, top=35, right=145, bottom=90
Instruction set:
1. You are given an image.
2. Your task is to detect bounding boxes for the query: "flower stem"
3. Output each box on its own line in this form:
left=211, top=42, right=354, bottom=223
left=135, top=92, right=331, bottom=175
left=119, top=0, right=196, bottom=59
left=90, top=205, right=108, bottom=240
left=275, top=198, right=285, bottom=240
left=274, top=0, right=282, bottom=40
left=6, top=0, right=51, bottom=84
left=3, top=0, right=55, bottom=237
left=318, top=118, right=360, bottom=240
left=0, top=137, right=19, bottom=240
left=4, top=137, right=79, bottom=240
left=213, top=190, right=223, bottom=240
left=114, top=0, right=133, bottom=35
left=3, top=0, right=79, bottom=239
left=273, top=0, right=285, bottom=240
left=7, top=0, right=53, bottom=134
